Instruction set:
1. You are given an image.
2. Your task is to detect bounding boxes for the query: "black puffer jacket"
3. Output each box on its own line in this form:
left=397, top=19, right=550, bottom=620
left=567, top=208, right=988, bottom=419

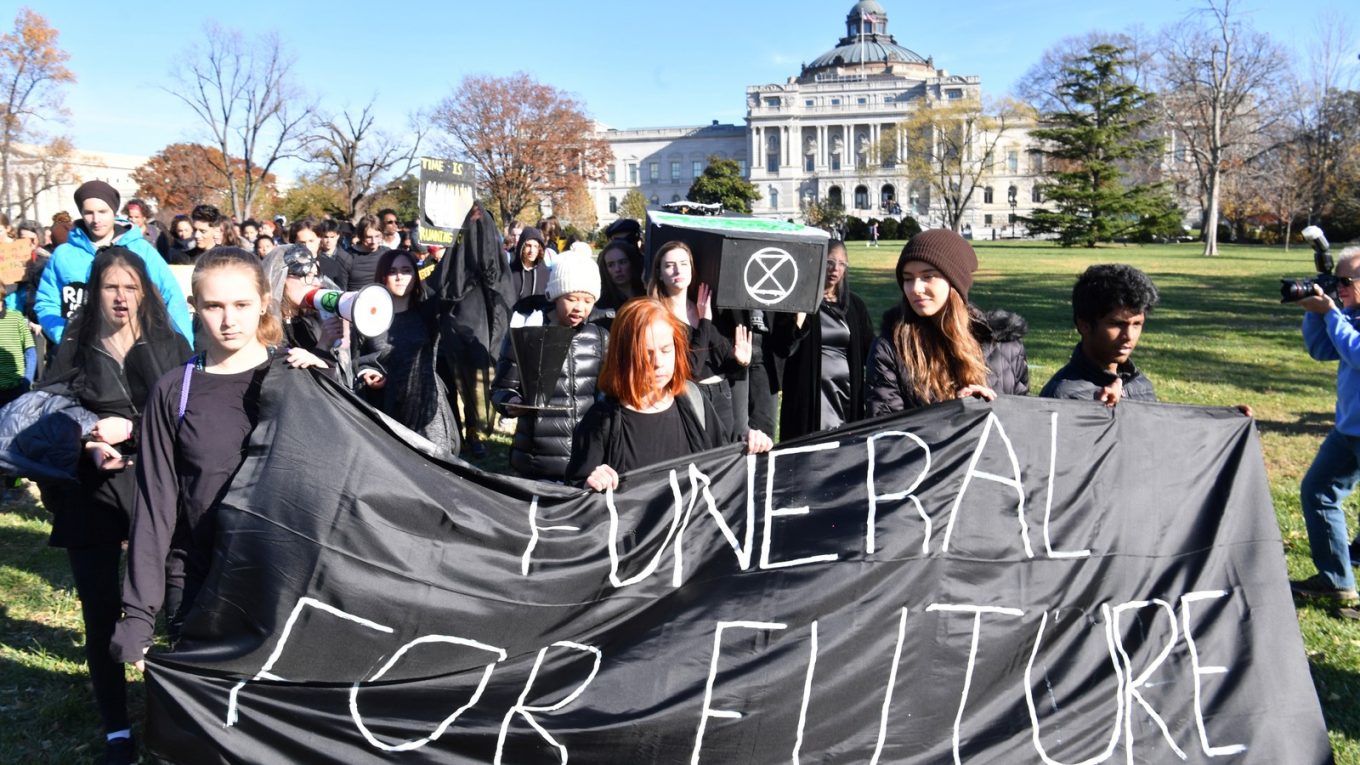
left=491, top=298, right=609, bottom=481
left=865, top=305, right=1029, bottom=416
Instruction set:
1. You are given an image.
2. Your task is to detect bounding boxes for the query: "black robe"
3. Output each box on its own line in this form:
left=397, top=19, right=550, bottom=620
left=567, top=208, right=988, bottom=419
left=430, top=204, right=510, bottom=371
left=769, top=289, right=873, bottom=441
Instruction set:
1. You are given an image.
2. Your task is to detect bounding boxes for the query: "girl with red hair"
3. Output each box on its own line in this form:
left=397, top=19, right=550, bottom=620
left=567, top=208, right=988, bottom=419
left=567, top=298, right=772, bottom=491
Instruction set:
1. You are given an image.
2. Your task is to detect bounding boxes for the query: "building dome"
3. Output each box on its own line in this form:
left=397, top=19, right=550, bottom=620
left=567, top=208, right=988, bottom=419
left=804, top=1, right=930, bottom=74
left=807, top=39, right=928, bottom=69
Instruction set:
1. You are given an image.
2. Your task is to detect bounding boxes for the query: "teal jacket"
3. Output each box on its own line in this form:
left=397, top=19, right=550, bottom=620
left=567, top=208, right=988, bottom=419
left=35, top=222, right=193, bottom=344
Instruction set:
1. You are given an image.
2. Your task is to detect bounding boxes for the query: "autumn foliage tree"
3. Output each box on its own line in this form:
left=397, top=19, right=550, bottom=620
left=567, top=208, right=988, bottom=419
left=0, top=7, right=74, bottom=218
left=133, top=143, right=278, bottom=216
left=433, top=72, right=611, bottom=229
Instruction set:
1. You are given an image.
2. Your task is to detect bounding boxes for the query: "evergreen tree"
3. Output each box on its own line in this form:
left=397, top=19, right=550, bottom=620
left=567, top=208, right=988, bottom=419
left=1025, top=44, right=1180, bottom=247
left=687, top=156, right=761, bottom=213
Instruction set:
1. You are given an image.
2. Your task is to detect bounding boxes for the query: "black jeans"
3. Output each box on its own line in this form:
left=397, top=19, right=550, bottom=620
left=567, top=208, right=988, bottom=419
left=67, top=543, right=128, bottom=734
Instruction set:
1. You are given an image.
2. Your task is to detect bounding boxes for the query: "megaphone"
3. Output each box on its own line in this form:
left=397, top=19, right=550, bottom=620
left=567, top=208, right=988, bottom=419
left=303, top=285, right=394, bottom=338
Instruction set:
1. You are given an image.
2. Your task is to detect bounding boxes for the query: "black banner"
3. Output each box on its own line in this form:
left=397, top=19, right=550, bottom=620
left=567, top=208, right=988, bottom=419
left=145, top=370, right=1331, bottom=763
left=417, top=158, right=475, bottom=247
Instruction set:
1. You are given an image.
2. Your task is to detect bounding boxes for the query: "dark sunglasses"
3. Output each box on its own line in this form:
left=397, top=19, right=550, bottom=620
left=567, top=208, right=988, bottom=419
left=1339, top=277, right=1356, bottom=288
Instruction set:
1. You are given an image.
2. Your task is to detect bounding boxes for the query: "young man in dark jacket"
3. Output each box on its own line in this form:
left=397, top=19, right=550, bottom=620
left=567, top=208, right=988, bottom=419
left=1040, top=264, right=1160, bottom=405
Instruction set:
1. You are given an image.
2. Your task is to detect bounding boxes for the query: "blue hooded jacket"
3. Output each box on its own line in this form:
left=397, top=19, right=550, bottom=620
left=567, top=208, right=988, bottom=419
left=1304, top=305, right=1360, bottom=435
left=34, top=222, right=193, bottom=344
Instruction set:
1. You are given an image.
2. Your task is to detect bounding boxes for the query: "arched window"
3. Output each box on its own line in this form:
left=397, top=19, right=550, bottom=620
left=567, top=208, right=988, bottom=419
left=983, top=186, right=994, bottom=204
left=671, top=194, right=681, bottom=203
left=880, top=184, right=896, bottom=210
left=854, top=185, right=869, bottom=210
left=770, top=187, right=780, bottom=210
left=649, top=195, right=660, bottom=205
left=828, top=186, right=843, bottom=208
left=766, top=132, right=781, bottom=173
left=609, top=196, right=618, bottom=214
left=1031, top=186, right=1042, bottom=203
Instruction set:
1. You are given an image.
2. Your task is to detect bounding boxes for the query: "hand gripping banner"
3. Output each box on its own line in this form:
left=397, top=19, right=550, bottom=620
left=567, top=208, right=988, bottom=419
left=142, top=369, right=1331, bottom=764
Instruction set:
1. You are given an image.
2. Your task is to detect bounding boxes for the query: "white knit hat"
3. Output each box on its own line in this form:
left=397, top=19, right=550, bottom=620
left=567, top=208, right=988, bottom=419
left=546, top=249, right=601, bottom=300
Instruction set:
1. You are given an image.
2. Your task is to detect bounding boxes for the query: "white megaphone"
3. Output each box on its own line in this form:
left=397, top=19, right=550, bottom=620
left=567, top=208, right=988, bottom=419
left=303, top=285, right=394, bottom=338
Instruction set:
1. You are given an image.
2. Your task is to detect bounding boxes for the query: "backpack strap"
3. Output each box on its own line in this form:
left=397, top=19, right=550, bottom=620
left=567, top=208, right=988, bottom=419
left=177, top=357, right=199, bottom=421
left=682, top=380, right=706, bottom=433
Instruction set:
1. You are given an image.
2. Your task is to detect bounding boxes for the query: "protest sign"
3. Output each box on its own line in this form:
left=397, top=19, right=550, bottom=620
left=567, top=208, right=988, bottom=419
left=417, top=158, right=475, bottom=248
left=144, top=371, right=1330, bottom=763
left=0, top=240, right=30, bottom=284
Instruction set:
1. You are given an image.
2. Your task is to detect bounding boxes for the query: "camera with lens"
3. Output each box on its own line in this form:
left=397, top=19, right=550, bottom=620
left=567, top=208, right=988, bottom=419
left=1280, top=226, right=1337, bottom=303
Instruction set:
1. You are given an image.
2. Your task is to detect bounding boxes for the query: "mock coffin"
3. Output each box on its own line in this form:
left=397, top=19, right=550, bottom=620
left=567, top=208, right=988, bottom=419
left=645, top=212, right=831, bottom=314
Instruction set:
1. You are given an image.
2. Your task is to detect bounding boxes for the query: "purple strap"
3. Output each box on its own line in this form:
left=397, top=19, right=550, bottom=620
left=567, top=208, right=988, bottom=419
left=177, top=360, right=195, bottom=420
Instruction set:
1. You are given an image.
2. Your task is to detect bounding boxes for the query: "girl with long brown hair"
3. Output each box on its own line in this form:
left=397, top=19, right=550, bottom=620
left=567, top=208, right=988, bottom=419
left=864, top=230, right=1029, bottom=415
left=645, top=241, right=752, bottom=439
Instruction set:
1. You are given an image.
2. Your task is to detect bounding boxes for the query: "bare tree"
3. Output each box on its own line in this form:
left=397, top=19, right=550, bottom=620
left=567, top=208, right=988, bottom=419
left=170, top=24, right=313, bottom=220
left=433, top=72, right=611, bottom=228
left=1157, top=0, right=1291, bottom=255
left=0, top=7, right=74, bottom=218
left=897, top=97, right=1029, bottom=232
left=305, top=100, right=424, bottom=219
left=1293, top=11, right=1357, bottom=224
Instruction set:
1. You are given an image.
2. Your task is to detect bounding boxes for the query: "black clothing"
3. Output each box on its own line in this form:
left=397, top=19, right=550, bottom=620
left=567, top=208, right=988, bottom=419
left=818, top=307, right=852, bottom=428
left=770, top=290, right=873, bottom=441
left=1039, top=342, right=1158, bottom=402
left=429, top=205, right=510, bottom=441
left=865, top=305, right=1030, bottom=417
left=318, top=247, right=353, bottom=290
left=68, top=543, right=128, bottom=734
left=356, top=303, right=458, bottom=453
left=345, top=246, right=388, bottom=290
left=566, top=390, right=726, bottom=484
left=167, top=247, right=203, bottom=266
left=617, top=404, right=688, bottom=470
left=506, top=257, right=550, bottom=304
left=31, top=307, right=187, bottom=737
left=490, top=300, right=608, bottom=481
left=42, top=331, right=192, bottom=548
left=111, top=358, right=271, bottom=663
left=690, top=318, right=743, bottom=381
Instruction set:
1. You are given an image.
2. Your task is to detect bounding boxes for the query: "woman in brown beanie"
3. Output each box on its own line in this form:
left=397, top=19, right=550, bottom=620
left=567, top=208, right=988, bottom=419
left=864, top=229, right=1029, bottom=415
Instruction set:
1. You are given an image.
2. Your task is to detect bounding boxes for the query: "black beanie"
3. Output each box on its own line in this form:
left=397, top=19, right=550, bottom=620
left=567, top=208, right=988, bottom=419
left=73, top=180, right=121, bottom=213
left=895, top=229, right=977, bottom=301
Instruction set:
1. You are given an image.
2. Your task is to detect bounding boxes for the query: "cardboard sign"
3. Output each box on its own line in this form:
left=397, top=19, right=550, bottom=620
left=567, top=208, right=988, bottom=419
left=416, top=157, right=476, bottom=248
left=0, top=240, right=31, bottom=285
left=645, top=212, right=830, bottom=314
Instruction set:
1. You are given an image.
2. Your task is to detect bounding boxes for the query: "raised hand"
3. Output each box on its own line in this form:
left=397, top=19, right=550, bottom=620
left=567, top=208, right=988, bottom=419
left=734, top=325, right=752, bottom=366
left=697, top=283, right=714, bottom=321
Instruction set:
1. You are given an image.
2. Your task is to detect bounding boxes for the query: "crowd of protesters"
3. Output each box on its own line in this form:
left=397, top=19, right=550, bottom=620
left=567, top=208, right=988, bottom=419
left=0, top=179, right=1311, bottom=764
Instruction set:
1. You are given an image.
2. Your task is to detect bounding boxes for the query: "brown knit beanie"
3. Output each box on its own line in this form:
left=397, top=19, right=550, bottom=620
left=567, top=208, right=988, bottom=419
left=73, top=180, right=121, bottom=213
left=895, top=229, right=978, bottom=301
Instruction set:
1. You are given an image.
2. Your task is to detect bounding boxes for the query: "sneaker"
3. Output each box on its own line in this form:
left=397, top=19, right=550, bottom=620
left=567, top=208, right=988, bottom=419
left=103, top=736, right=137, bottom=765
left=1351, top=539, right=1360, bottom=567
left=1290, top=573, right=1359, bottom=602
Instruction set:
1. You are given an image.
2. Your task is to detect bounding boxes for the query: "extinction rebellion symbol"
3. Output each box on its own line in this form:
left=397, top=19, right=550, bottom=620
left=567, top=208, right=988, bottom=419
left=743, top=247, right=798, bottom=305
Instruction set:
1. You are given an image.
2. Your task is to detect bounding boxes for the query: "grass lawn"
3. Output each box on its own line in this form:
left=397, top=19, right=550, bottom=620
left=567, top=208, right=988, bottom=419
left=2, top=238, right=1358, bottom=762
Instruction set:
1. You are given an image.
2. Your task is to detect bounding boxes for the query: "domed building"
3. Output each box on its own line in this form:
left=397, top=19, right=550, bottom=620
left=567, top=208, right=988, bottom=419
left=590, top=1, right=1041, bottom=235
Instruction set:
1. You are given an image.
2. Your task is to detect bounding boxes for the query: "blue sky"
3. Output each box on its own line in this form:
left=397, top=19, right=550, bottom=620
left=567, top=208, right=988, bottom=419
left=40, top=0, right=1357, bottom=179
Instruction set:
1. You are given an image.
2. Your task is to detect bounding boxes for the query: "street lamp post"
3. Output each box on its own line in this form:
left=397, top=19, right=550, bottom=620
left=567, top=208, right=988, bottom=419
left=1008, top=186, right=1018, bottom=238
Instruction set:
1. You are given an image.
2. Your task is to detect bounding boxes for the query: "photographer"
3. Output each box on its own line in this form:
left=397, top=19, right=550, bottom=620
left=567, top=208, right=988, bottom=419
left=1294, top=247, right=1360, bottom=611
